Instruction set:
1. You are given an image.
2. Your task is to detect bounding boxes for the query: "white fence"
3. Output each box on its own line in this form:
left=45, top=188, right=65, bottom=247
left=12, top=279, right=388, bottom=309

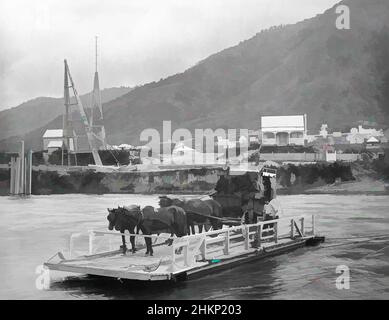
left=259, top=153, right=323, bottom=162
left=336, top=153, right=361, bottom=162
left=259, top=152, right=360, bottom=162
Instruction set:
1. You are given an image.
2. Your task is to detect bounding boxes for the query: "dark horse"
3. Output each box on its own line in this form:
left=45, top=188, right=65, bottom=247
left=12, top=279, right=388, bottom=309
left=107, top=205, right=187, bottom=256
left=159, top=197, right=223, bottom=234
left=107, top=205, right=141, bottom=254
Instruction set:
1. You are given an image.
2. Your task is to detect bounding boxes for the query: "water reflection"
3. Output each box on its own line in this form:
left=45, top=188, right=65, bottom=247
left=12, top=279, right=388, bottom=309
left=48, top=255, right=282, bottom=300
left=50, top=275, right=181, bottom=300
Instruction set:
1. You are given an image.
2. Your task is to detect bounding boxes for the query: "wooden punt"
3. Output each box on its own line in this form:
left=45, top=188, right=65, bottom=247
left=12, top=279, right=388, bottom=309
left=44, top=215, right=324, bottom=282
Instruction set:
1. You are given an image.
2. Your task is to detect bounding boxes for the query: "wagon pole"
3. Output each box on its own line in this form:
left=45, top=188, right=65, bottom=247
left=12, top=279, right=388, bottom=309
left=92, top=230, right=176, bottom=240
left=185, top=209, right=241, bottom=225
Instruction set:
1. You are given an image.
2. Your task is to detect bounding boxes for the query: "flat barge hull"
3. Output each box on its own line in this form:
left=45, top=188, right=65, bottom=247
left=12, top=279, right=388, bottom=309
left=44, top=215, right=323, bottom=282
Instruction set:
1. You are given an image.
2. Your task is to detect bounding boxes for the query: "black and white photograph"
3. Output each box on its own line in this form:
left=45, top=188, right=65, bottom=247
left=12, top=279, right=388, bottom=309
left=0, top=0, right=388, bottom=304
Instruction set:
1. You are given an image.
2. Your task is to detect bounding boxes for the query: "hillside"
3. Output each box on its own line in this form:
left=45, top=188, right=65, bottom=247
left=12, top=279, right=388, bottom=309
left=1, top=0, right=389, bottom=152
left=0, top=86, right=132, bottom=141
left=101, top=0, right=389, bottom=145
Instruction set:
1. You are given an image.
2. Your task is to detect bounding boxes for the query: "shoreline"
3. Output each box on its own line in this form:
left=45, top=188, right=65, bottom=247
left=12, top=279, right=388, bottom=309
left=1, top=162, right=388, bottom=196
left=301, top=178, right=388, bottom=195
left=1, top=188, right=388, bottom=197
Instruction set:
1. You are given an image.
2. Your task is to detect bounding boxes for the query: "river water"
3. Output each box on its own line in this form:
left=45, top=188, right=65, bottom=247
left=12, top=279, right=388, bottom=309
left=0, top=194, right=388, bottom=300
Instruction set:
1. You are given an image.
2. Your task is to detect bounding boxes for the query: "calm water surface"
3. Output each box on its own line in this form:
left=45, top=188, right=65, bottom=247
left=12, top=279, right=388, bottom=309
left=0, top=194, right=388, bottom=300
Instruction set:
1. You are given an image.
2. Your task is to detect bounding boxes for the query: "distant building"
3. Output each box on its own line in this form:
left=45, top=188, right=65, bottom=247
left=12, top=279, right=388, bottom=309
left=366, top=136, right=380, bottom=149
left=346, top=125, right=384, bottom=144
left=43, top=129, right=74, bottom=154
left=319, top=124, right=329, bottom=138
left=309, top=124, right=385, bottom=146
left=248, top=130, right=260, bottom=144
left=331, top=132, right=349, bottom=145
left=216, top=136, right=236, bottom=149
left=163, top=141, right=222, bottom=165
left=239, top=135, right=248, bottom=145
left=260, top=115, right=307, bottom=146
left=118, top=144, right=134, bottom=150
left=46, top=141, right=63, bottom=155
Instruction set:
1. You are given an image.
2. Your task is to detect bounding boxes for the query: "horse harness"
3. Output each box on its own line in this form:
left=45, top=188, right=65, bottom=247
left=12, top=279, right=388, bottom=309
left=121, top=206, right=143, bottom=227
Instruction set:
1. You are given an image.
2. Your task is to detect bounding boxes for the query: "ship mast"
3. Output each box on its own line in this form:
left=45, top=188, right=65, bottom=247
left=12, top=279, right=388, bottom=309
left=91, top=36, right=107, bottom=149
left=63, top=59, right=103, bottom=166
left=62, top=37, right=107, bottom=167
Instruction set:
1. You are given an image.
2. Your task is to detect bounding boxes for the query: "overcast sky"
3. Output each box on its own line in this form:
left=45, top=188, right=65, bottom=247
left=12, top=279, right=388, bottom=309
left=0, top=0, right=339, bottom=111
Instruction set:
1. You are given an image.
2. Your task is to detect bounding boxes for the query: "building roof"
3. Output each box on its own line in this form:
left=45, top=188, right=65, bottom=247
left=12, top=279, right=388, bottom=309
left=261, top=115, right=305, bottom=131
left=47, top=140, right=63, bottom=148
left=173, top=142, right=196, bottom=153
left=367, top=137, right=379, bottom=143
left=118, top=144, right=134, bottom=149
left=43, top=129, right=63, bottom=138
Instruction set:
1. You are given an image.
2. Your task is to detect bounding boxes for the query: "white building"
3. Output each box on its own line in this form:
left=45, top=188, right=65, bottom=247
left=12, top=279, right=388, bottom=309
left=43, top=129, right=74, bottom=153
left=319, top=124, right=329, bottom=138
left=248, top=130, right=260, bottom=144
left=366, top=136, right=380, bottom=149
left=346, top=125, right=384, bottom=144
left=260, top=115, right=307, bottom=146
left=118, top=144, right=134, bottom=150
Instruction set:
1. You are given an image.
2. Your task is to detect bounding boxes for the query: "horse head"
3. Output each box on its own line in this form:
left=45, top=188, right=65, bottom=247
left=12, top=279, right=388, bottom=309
left=107, top=208, right=118, bottom=231
left=158, top=196, right=174, bottom=208
left=107, top=205, right=142, bottom=232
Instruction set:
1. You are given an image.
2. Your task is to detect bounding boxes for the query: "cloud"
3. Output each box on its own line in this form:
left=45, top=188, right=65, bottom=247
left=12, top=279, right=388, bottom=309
left=0, top=0, right=339, bottom=110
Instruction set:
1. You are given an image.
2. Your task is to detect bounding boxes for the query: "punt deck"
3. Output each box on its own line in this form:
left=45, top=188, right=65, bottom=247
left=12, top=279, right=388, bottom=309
left=44, top=215, right=324, bottom=282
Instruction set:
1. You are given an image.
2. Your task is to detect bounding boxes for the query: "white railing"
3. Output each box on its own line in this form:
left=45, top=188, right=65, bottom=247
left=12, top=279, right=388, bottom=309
left=167, top=214, right=315, bottom=271
left=69, top=214, right=316, bottom=271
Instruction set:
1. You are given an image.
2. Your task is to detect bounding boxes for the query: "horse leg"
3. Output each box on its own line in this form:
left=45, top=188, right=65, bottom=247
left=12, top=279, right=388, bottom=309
left=168, top=228, right=183, bottom=255
left=174, top=233, right=183, bottom=255
left=198, top=224, right=203, bottom=233
left=130, top=235, right=137, bottom=253
left=190, top=224, right=195, bottom=235
left=166, top=223, right=176, bottom=246
left=164, top=231, right=173, bottom=245
left=146, top=237, right=153, bottom=256
left=211, top=219, right=221, bottom=231
left=166, top=233, right=174, bottom=246
left=120, top=234, right=127, bottom=254
left=140, top=225, right=152, bottom=256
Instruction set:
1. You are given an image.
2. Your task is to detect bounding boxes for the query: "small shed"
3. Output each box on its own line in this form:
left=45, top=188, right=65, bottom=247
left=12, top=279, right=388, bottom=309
left=366, top=136, right=380, bottom=149
left=43, top=129, right=74, bottom=153
left=47, top=140, right=63, bottom=155
left=43, top=129, right=63, bottom=150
